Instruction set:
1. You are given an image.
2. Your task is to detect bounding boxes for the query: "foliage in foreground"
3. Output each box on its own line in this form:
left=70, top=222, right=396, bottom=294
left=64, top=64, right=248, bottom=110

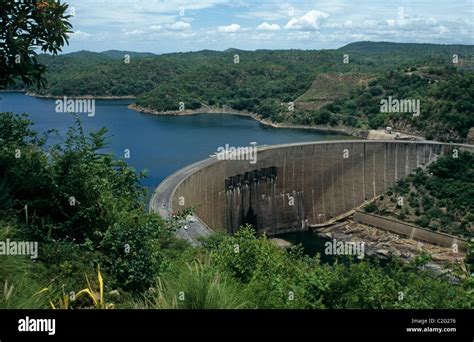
left=206, top=226, right=473, bottom=309
left=0, top=112, right=176, bottom=304
left=0, top=0, right=72, bottom=89
left=132, top=226, right=473, bottom=309
left=135, top=257, right=248, bottom=309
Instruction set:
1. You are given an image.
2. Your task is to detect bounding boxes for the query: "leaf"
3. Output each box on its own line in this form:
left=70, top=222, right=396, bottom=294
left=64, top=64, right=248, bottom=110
left=98, top=266, right=104, bottom=306
left=76, top=288, right=98, bottom=306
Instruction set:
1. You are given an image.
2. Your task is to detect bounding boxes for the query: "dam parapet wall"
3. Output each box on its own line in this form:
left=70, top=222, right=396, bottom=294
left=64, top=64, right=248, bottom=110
left=166, top=140, right=472, bottom=236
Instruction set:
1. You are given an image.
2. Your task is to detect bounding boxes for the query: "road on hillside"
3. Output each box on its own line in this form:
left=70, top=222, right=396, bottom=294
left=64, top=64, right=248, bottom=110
left=149, top=158, right=215, bottom=246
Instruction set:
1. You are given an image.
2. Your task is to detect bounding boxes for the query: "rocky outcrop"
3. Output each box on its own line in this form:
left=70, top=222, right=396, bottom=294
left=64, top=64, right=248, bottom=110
left=315, top=220, right=466, bottom=281
left=468, top=127, right=474, bottom=143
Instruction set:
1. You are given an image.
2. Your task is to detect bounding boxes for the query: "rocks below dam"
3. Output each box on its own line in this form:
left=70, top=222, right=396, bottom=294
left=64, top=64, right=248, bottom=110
left=315, top=219, right=466, bottom=280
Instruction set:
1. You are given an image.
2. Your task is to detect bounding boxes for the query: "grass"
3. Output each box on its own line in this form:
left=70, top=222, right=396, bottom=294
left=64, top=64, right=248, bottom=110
left=0, top=224, right=48, bottom=309
left=133, top=256, right=249, bottom=309
left=295, top=72, right=374, bottom=109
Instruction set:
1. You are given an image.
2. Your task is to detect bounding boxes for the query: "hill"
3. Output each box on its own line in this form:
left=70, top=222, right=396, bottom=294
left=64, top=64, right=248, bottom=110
left=100, top=50, right=157, bottom=59
left=339, top=41, right=474, bottom=56
left=294, top=72, right=375, bottom=112
left=9, top=41, right=474, bottom=142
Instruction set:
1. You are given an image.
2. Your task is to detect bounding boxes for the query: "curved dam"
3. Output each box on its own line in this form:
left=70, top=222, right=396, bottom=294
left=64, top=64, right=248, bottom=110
left=150, top=140, right=472, bottom=237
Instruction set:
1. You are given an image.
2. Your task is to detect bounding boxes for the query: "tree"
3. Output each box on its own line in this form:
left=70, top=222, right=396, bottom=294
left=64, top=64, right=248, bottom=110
left=0, top=0, right=72, bottom=88
left=315, top=109, right=332, bottom=125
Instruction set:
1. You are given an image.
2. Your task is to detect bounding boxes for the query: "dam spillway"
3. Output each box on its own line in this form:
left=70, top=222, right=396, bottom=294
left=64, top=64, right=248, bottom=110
left=155, top=140, right=472, bottom=236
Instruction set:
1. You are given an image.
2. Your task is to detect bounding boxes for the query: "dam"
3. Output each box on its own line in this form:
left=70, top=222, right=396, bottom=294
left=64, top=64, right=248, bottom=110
left=150, top=140, right=473, bottom=238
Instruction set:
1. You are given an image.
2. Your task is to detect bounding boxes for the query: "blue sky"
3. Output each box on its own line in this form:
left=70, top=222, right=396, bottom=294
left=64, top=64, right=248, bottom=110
left=64, top=0, right=474, bottom=53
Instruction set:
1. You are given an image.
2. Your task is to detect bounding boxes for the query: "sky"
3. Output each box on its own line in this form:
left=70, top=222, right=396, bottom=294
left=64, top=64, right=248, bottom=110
left=63, top=0, right=474, bottom=54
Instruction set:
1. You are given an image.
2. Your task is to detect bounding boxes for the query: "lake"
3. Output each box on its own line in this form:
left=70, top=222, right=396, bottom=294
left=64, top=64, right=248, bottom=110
left=0, top=92, right=351, bottom=191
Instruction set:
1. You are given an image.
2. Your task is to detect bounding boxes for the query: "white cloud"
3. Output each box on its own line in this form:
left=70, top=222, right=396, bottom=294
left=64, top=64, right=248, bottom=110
left=326, top=20, right=353, bottom=29
left=123, top=29, right=146, bottom=36
left=363, top=20, right=378, bottom=28
left=217, top=24, right=241, bottom=33
left=328, top=14, right=459, bottom=44
left=286, top=31, right=320, bottom=42
left=62, top=0, right=474, bottom=53
left=437, top=25, right=449, bottom=34
left=386, top=19, right=396, bottom=27
left=348, top=33, right=370, bottom=40
left=285, top=10, right=329, bottom=31
left=235, top=1, right=295, bottom=20
left=161, top=31, right=197, bottom=39
left=132, top=0, right=230, bottom=14
left=384, top=15, right=440, bottom=31
left=239, top=10, right=287, bottom=20
left=248, top=32, right=276, bottom=41
left=70, top=30, right=92, bottom=40
left=257, top=22, right=281, bottom=31
left=166, top=21, right=191, bottom=31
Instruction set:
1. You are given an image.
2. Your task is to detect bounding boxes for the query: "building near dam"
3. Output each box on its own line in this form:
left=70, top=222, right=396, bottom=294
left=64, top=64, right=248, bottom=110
left=152, top=140, right=473, bottom=237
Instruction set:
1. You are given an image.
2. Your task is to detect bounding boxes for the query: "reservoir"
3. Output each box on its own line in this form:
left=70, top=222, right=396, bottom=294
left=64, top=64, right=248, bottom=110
left=0, top=92, right=352, bottom=191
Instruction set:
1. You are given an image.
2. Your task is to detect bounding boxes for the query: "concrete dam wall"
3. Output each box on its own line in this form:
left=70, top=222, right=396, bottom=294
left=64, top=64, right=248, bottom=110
left=169, top=141, right=468, bottom=236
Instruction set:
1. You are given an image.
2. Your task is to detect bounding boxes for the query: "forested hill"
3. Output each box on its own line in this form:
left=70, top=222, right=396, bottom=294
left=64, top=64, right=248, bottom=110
left=11, top=42, right=474, bottom=142
left=339, top=41, right=474, bottom=56
left=100, top=50, right=157, bottom=59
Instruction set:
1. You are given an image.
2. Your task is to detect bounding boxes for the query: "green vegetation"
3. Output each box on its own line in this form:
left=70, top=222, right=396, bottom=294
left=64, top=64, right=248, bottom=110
left=31, top=52, right=192, bottom=96
left=0, top=224, right=47, bottom=309
left=10, top=42, right=474, bottom=142
left=339, top=41, right=474, bottom=57
left=0, top=0, right=72, bottom=88
left=0, top=111, right=179, bottom=307
left=368, top=150, right=474, bottom=239
left=134, top=226, right=474, bottom=309
left=299, top=66, right=474, bottom=142
left=136, top=257, right=247, bottom=309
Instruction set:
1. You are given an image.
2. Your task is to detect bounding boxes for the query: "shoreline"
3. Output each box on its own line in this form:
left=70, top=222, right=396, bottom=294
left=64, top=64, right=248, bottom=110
left=4, top=91, right=424, bottom=140
left=29, top=92, right=137, bottom=100
left=20, top=90, right=137, bottom=100
left=129, top=103, right=364, bottom=137
left=129, top=104, right=425, bottom=140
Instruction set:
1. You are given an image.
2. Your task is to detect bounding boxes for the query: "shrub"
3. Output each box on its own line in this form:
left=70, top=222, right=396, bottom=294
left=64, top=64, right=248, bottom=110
left=101, top=212, right=170, bottom=292
left=416, top=216, right=431, bottom=228
left=212, top=225, right=319, bottom=308
left=364, top=202, right=378, bottom=213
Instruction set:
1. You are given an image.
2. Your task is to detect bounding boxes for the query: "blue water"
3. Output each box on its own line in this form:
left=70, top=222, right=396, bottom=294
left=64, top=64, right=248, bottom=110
left=0, top=92, right=350, bottom=192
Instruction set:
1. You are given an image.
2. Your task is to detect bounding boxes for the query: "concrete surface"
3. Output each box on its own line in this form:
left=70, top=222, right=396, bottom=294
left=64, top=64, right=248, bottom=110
left=151, top=140, right=473, bottom=240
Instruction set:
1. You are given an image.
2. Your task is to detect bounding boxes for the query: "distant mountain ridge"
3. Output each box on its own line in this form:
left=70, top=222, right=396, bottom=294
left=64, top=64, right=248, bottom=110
left=45, top=49, right=157, bottom=59
left=100, top=50, right=157, bottom=59
left=46, top=41, right=474, bottom=59
left=339, top=41, right=474, bottom=55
